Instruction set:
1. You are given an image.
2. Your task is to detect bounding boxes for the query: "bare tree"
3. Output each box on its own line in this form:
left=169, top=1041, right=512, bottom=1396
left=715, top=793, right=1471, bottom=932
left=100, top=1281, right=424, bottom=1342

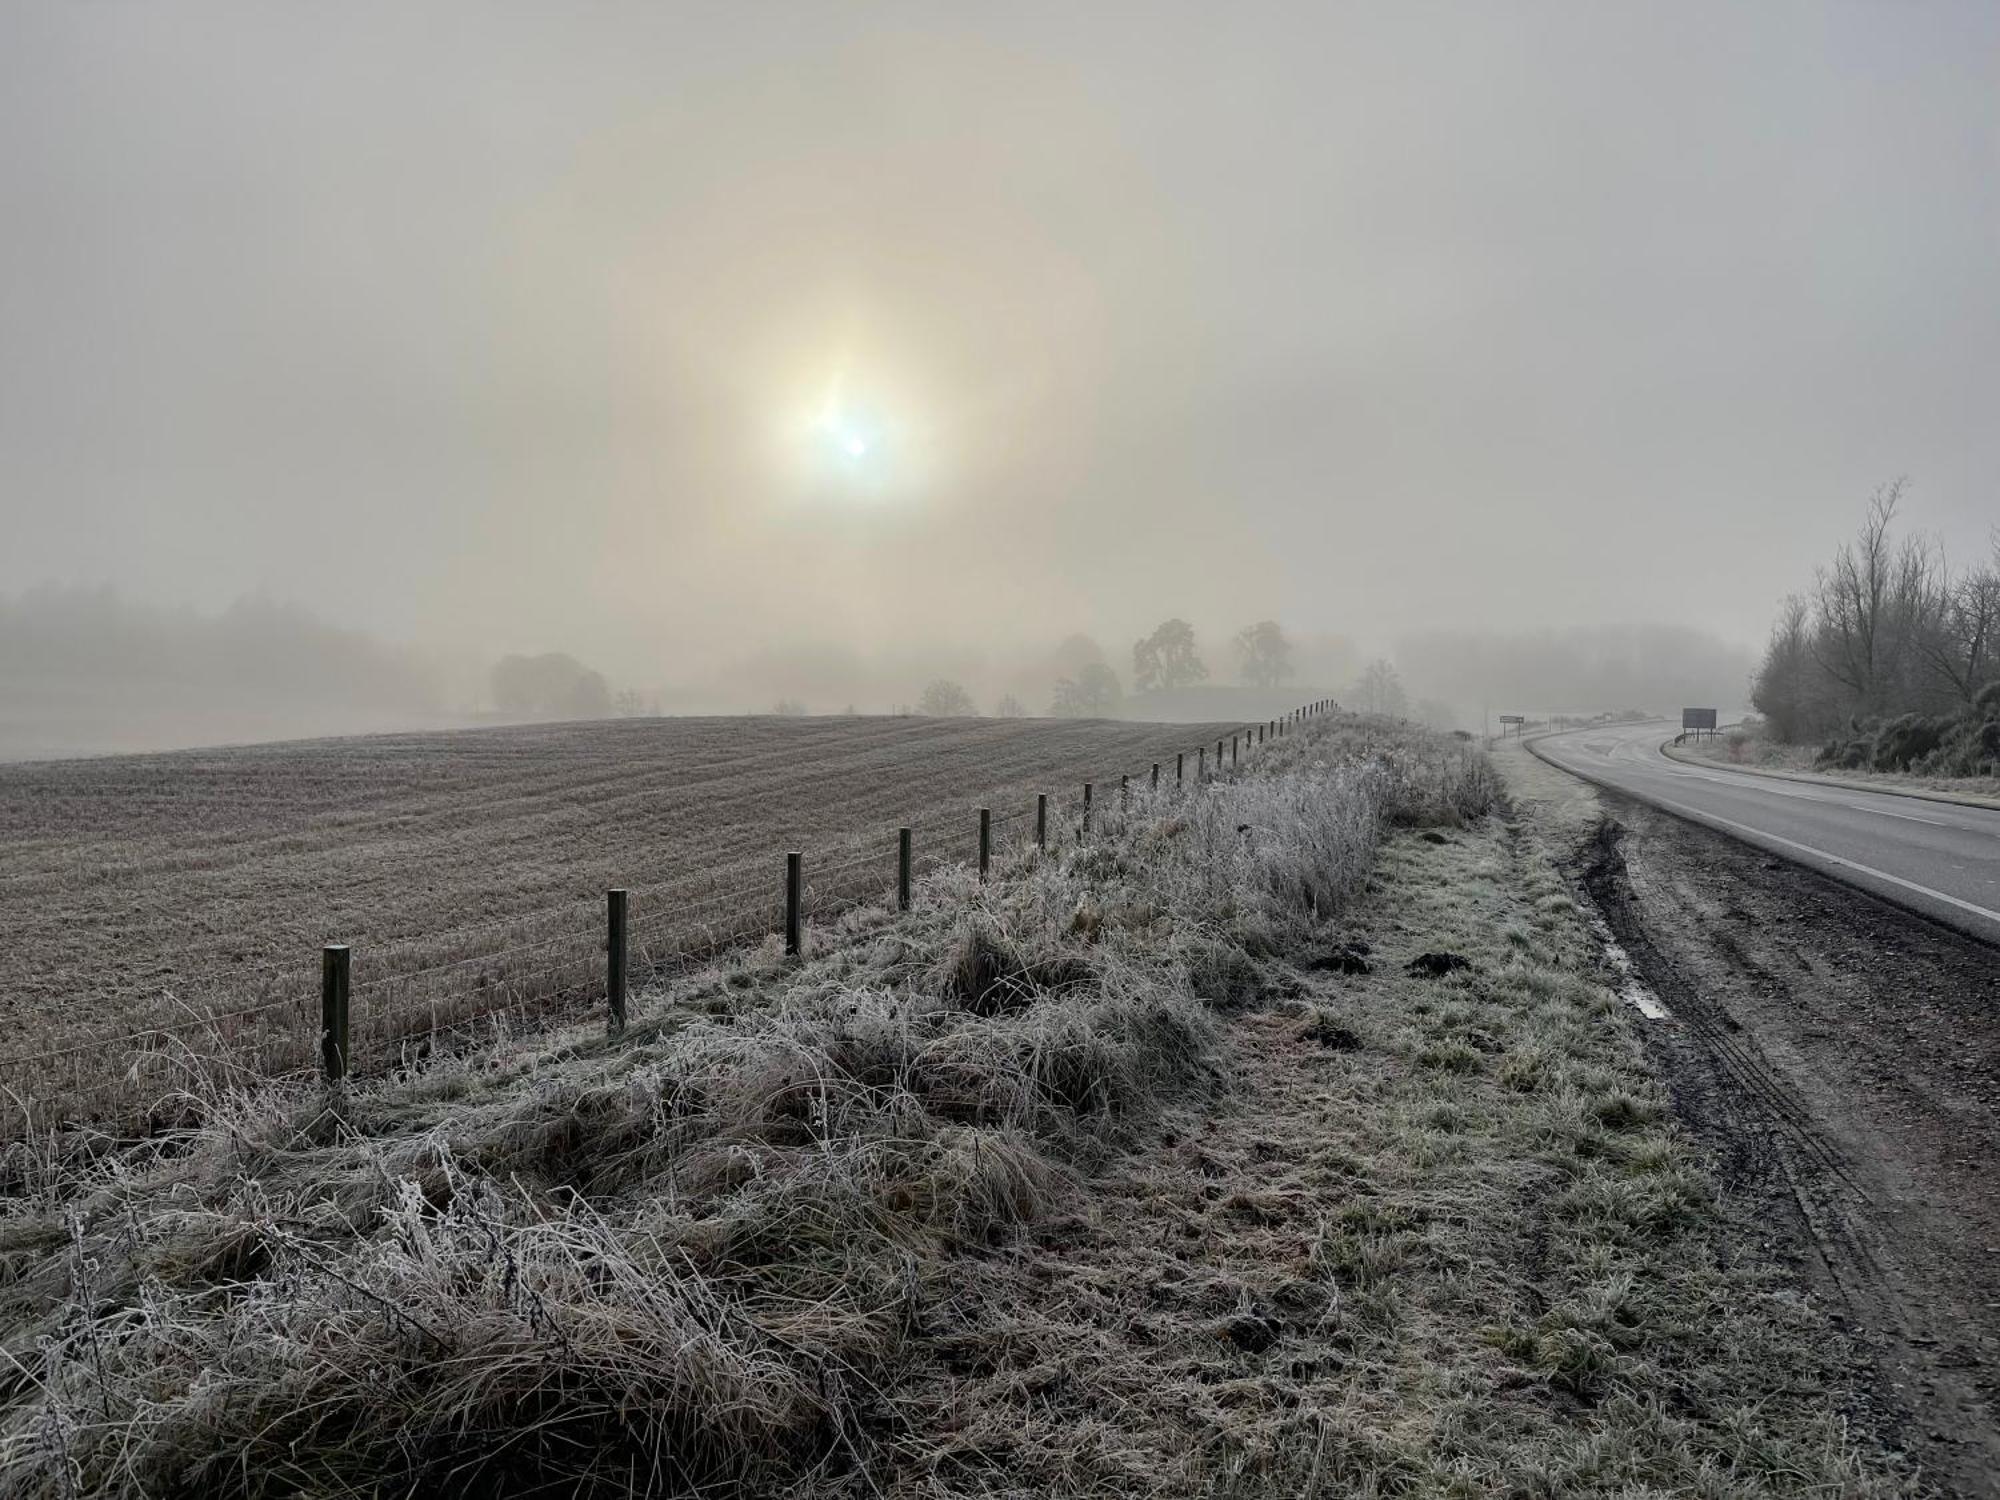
left=1350, top=658, right=1407, bottom=717
left=1916, top=551, right=2000, bottom=705
left=1750, top=594, right=1818, bottom=741
left=916, top=679, right=977, bottom=717
left=1132, top=618, right=1207, bottom=693
left=1809, top=479, right=1931, bottom=716
left=1753, top=481, right=1987, bottom=742
left=1049, top=662, right=1122, bottom=717
left=1233, top=621, right=1294, bottom=687
left=994, top=693, right=1027, bottom=718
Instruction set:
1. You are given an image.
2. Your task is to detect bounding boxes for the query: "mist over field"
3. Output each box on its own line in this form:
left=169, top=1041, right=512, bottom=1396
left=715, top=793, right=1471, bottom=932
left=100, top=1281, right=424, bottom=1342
left=2, top=3, right=1995, bottom=754
left=9, top=10, right=2000, bottom=1494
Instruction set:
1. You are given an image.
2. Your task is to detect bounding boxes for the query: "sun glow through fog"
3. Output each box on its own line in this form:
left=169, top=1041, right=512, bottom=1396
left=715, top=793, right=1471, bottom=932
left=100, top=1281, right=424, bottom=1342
left=783, top=365, right=933, bottom=506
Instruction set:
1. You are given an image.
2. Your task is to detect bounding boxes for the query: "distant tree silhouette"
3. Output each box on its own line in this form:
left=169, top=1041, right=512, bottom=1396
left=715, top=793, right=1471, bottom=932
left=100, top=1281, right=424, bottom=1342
left=917, top=679, right=977, bottom=716
left=772, top=698, right=806, bottom=716
left=995, top=693, right=1027, bottom=718
left=1050, top=662, right=1122, bottom=717
left=491, top=653, right=612, bottom=721
left=1351, top=658, right=1408, bottom=717
left=1132, top=618, right=1208, bottom=693
left=1052, top=633, right=1107, bottom=674
left=1233, top=621, right=1295, bottom=687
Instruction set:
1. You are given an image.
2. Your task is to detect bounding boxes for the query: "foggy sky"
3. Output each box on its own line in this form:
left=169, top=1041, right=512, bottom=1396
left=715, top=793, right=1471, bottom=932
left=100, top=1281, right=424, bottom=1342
left=3, top=2, right=1996, bottom=688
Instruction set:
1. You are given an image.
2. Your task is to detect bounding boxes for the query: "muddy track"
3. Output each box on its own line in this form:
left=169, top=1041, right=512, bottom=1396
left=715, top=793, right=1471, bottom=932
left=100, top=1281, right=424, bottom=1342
left=1574, top=799, right=2000, bottom=1496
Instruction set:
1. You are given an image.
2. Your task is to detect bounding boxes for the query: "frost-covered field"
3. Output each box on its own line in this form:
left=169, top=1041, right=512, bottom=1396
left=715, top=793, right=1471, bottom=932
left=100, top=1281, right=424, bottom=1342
left=0, top=715, right=1236, bottom=1127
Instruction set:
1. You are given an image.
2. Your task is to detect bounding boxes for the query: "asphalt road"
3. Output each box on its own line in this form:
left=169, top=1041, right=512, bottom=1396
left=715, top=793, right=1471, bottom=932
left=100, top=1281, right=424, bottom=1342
left=1531, top=719, right=2000, bottom=949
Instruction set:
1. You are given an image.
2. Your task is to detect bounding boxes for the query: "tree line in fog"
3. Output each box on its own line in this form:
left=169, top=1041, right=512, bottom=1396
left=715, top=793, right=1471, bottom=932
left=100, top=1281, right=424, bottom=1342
left=1752, top=481, right=1998, bottom=748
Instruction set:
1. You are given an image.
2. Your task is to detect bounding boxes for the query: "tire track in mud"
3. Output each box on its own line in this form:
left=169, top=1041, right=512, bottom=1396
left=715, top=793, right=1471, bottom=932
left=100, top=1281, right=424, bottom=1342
left=1572, top=804, right=2000, bottom=1496
left=1581, top=823, right=1887, bottom=1291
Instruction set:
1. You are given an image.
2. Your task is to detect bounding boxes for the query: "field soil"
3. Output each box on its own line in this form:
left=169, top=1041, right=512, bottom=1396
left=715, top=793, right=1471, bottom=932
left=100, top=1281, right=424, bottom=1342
left=0, top=715, right=1236, bottom=1119
left=1508, top=744, right=2000, bottom=1496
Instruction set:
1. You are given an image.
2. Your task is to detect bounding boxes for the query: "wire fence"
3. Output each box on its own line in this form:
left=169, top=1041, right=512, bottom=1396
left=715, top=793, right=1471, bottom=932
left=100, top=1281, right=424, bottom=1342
left=0, top=706, right=1333, bottom=1148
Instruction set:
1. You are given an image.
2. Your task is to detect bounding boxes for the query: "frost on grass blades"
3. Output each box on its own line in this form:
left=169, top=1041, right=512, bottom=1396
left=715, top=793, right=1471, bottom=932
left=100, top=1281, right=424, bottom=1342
left=0, top=715, right=1915, bottom=1499
left=0, top=715, right=1470, bottom=1499
left=0, top=717, right=1241, bottom=1144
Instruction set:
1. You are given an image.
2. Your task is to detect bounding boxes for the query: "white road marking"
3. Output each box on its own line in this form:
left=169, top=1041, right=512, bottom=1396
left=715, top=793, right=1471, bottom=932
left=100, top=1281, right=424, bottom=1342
left=1847, top=802, right=1947, bottom=827
left=1646, top=795, right=2000, bottom=928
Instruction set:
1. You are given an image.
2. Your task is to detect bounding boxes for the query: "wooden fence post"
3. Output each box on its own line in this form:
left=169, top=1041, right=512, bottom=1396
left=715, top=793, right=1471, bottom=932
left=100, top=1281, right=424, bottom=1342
left=607, top=888, right=628, bottom=1033
left=1198, top=747, right=1206, bottom=781
left=1119, top=773, right=1129, bottom=808
left=1082, top=782, right=1093, bottom=836
left=1152, top=761, right=1160, bottom=791
left=1176, top=752, right=1184, bottom=785
left=898, top=827, right=913, bottom=911
left=321, top=944, right=350, bottom=1083
left=978, top=807, right=991, bottom=881
left=1231, top=734, right=1239, bottom=768
left=785, top=852, right=802, bottom=957
left=1036, top=793, right=1048, bottom=850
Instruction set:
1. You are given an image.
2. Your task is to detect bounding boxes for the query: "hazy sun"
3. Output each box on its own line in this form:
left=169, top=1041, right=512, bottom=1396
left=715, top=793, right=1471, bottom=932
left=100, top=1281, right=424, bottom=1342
left=820, top=405, right=876, bottom=461
left=783, top=368, right=924, bottom=503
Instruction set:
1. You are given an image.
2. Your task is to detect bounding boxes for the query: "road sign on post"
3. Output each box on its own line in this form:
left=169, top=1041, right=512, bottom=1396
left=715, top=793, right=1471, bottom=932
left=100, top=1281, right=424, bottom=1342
left=1682, top=708, right=1719, bottom=742
left=1498, top=714, right=1526, bottom=739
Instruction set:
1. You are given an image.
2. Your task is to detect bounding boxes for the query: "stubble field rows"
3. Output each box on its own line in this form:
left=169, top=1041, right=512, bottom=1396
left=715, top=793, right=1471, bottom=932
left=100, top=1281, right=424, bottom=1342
left=0, top=714, right=1241, bottom=1133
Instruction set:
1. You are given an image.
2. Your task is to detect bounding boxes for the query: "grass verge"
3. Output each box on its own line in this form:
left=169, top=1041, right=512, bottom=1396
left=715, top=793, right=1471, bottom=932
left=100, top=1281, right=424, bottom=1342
left=854, top=743, right=1910, bottom=1496
left=0, top=718, right=1906, bottom=1497
left=1672, top=719, right=2000, bottom=805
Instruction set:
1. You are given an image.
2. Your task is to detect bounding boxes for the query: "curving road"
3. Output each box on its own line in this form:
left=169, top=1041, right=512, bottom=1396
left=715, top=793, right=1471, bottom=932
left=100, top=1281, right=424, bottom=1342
left=1531, top=719, right=2000, bottom=948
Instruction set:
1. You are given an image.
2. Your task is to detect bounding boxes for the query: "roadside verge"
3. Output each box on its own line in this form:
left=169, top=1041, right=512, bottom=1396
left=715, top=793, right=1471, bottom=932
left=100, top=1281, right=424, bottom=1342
left=1513, top=741, right=2000, bottom=1496
left=1660, top=738, right=2000, bottom=812
left=1524, top=733, right=2000, bottom=950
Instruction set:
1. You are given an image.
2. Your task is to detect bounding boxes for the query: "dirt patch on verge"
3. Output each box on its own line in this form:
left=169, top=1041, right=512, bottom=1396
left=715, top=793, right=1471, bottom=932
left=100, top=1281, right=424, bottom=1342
left=1571, top=796, right=2000, bottom=1496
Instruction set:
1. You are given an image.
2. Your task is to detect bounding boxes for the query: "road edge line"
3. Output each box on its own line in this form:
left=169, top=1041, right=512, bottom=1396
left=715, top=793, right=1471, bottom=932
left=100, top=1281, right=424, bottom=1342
left=1659, top=739, right=2000, bottom=813
left=1525, top=733, right=2000, bottom=953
